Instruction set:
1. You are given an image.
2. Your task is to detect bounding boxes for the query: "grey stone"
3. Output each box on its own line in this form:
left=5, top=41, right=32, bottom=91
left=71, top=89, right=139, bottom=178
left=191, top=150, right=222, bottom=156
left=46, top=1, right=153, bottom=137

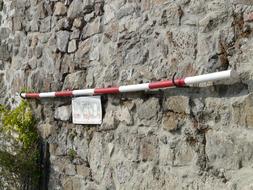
left=0, top=73, right=6, bottom=101
left=0, top=44, right=11, bottom=61
left=62, top=71, right=86, bottom=90
left=116, top=5, right=134, bottom=19
left=164, top=96, right=190, bottom=114
left=103, top=4, right=115, bottom=24
left=115, top=162, right=133, bottom=184
left=82, top=17, right=102, bottom=39
left=0, top=27, right=11, bottom=40
left=73, top=17, right=84, bottom=29
left=124, top=44, right=149, bottom=65
left=67, top=0, right=94, bottom=19
left=70, top=29, right=80, bottom=39
left=68, top=39, right=77, bottom=53
left=30, top=18, right=39, bottom=32
left=35, top=46, right=43, bottom=58
left=13, top=16, right=22, bottom=31
left=115, top=105, right=133, bottom=125
left=56, top=30, right=70, bottom=52
left=54, top=105, right=72, bottom=121
left=137, top=98, right=160, bottom=121
left=40, top=16, right=51, bottom=32
left=76, top=165, right=91, bottom=177
left=54, top=2, right=67, bottom=16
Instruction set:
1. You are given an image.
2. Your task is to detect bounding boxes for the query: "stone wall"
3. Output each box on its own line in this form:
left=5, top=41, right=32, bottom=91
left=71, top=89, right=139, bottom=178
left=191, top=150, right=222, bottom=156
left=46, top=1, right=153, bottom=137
left=1, top=0, right=253, bottom=189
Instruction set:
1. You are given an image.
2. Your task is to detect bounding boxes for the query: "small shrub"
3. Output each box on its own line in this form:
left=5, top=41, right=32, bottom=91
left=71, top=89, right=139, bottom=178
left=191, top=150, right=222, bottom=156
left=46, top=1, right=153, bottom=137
left=68, top=149, right=77, bottom=161
left=0, top=100, right=41, bottom=189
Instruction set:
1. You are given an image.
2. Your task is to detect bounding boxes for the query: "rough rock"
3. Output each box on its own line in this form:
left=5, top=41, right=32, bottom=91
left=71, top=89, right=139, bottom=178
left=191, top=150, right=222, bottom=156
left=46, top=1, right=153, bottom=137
left=82, top=17, right=101, bottom=39
left=56, top=30, right=70, bottom=52
left=54, top=105, right=72, bottom=121
left=68, top=39, right=77, bottom=53
left=62, top=71, right=86, bottom=90
left=54, top=2, right=67, bottom=16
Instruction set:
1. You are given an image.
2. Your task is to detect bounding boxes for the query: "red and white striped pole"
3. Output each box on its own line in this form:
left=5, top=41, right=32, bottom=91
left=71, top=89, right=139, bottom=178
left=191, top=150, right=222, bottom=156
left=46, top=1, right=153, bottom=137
left=20, top=70, right=237, bottom=99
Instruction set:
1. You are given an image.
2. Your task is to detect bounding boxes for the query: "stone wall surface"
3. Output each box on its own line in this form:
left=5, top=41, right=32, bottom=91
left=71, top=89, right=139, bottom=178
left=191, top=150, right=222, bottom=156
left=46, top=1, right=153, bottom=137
left=0, top=0, right=253, bottom=189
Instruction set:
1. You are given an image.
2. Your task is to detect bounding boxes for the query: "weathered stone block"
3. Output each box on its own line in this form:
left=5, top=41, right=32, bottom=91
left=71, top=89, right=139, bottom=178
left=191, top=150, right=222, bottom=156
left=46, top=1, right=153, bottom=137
left=206, top=129, right=253, bottom=170
left=82, top=17, right=102, bottom=39
left=62, top=71, right=86, bottom=90
left=40, top=16, right=51, bottom=32
left=0, top=44, right=11, bottom=61
left=68, top=0, right=94, bottom=19
left=76, top=165, right=91, bottom=177
left=0, top=27, right=10, bottom=40
left=162, top=112, right=178, bottom=131
left=139, top=136, right=158, bottom=161
left=137, top=98, right=160, bottom=121
left=68, top=39, right=77, bottom=53
left=115, top=105, right=133, bottom=125
left=54, top=105, right=72, bottom=121
left=54, top=2, right=67, bottom=16
left=164, top=96, right=190, bottom=114
left=56, top=30, right=70, bottom=52
left=73, top=17, right=84, bottom=29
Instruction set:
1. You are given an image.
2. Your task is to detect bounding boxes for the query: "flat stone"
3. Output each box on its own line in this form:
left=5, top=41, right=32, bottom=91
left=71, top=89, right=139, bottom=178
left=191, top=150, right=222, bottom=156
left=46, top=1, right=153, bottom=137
left=68, top=0, right=82, bottom=19
left=70, top=29, right=80, bottom=39
left=76, top=38, right=90, bottom=55
left=0, top=73, right=6, bottom=101
left=164, top=96, right=190, bottom=114
left=139, top=136, right=158, bottom=161
left=68, top=39, right=77, bottom=53
left=63, top=178, right=73, bottom=190
left=199, top=11, right=228, bottom=33
left=137, top=98, right=160, bottom=120
left=0, top=44, right=11, bottom=61
left=115, top=162, right=133, bottom=184
left=62, top=71, right=86, bottom=90
left=73, top=17, right=84, bottom=29
left=56, top=30, right=70, bottom=52
left=54, top=105, right=72, bottom=121
left=206, top=129, right=253, bottom=170
left=68, top=0, right=94, bottom=19
left=54, top=2, right=67, bottom=16
left=40, top=16, right=51, bottom=32
left=0, top=27, right=10, bottom=40
left=103, top=4, right=115, bottom=24
left=82, top=17, right=102, bottom=39
left=89, top=46, right=99, bottom=61
left=13, top=16, right=22, bottom=31
left=31, top=18, right=39, bottom=32
left=162, top=112, right=178, bottom=131
left=76, top=165, right=91, bottom=177
left=116, top=5, right=134, bottom=19
left=64, top=163, right=76, bottom=176
left=115, top=106, right=133, bottom=125
left=35, top=46, right=43, bottom=58
left=42, top=123, right=55, bottom=138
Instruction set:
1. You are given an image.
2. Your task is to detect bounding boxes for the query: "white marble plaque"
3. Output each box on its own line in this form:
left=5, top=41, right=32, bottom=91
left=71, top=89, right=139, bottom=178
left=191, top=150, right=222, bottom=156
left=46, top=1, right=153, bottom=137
left=72, top=96, right=102, bottom=124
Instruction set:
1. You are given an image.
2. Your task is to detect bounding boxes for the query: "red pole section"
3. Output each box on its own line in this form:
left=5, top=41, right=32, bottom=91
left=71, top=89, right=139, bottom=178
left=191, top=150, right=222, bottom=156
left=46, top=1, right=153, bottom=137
left=20, top=70, right=236, bottom=99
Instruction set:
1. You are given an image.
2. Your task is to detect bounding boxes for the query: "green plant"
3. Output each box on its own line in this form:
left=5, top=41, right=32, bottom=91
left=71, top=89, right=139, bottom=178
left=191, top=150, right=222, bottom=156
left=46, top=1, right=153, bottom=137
left=68, top=148, right=77, bottom=161
left=0, top=100, right=41, bottom=189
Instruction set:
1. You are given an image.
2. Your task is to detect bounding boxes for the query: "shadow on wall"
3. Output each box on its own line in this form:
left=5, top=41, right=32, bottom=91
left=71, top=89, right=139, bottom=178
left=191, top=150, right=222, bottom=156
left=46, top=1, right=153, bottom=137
left=161, top=81, right=250, bottom=99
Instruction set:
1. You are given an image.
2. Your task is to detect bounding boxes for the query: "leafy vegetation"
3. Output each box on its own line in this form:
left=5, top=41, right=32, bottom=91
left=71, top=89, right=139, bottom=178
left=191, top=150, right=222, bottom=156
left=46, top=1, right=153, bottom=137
left=0, top=100, right=41, bottom=189
left=68, top=148, right=77, bottom=161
